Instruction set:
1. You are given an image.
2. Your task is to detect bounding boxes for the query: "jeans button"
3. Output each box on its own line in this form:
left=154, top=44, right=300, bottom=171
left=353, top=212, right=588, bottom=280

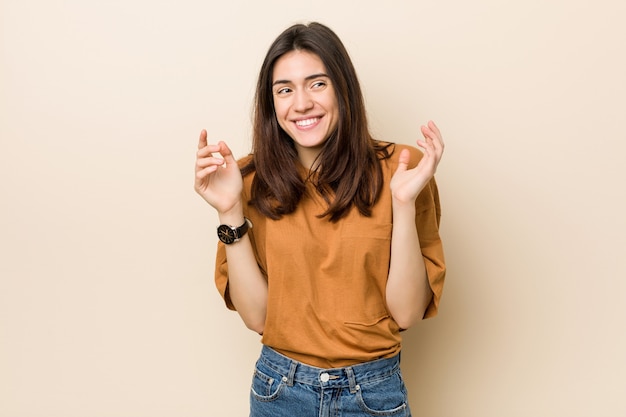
left=320, top=372, right=330, bottom=382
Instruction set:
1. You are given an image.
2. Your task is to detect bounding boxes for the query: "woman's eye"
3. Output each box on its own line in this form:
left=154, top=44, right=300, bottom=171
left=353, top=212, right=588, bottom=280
left=276, top=87, right=292, bottom=94
left=312, top=81, right=326, bottom=89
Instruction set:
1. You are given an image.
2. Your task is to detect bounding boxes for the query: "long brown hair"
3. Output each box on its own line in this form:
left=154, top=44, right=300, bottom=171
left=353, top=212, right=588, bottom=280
left=242, top=22, right=391, bottom=222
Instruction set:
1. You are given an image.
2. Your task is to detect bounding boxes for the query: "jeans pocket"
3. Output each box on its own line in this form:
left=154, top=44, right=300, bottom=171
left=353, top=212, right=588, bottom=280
left=355, top=371, right=409, bottom=416
left=250, top=363, right=285, bottom=402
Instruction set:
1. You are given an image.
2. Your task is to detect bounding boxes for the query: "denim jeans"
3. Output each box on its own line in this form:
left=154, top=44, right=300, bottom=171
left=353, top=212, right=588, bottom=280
left=250, top=346, right=411, bottom=417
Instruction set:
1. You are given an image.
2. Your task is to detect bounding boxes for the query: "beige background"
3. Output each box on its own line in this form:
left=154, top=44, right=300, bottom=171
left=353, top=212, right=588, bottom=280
left=1, top=0, right=625, bottom=416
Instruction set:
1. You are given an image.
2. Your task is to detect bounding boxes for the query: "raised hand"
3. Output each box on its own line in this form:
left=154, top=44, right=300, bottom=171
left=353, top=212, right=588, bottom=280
left=194, top=129, right=243, bottom=215
left=390, top=120, right=445, bottom=204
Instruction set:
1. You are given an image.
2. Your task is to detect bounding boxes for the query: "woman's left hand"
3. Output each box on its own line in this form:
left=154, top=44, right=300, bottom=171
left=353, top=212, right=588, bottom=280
left=390, top=120, right=445, bottom=204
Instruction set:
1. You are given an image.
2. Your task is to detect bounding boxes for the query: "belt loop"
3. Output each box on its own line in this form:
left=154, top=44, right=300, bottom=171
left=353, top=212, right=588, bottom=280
left=286, top=361, right=297, bottom=387
left=345, top=366, right=358, bottom=394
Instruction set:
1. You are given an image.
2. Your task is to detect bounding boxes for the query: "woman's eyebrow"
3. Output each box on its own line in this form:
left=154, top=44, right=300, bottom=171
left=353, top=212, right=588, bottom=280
left=272, top=73, right=329, bottom=86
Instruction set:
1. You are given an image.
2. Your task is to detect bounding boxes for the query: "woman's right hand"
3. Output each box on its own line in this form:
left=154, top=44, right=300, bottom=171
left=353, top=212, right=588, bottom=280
left=194, top=129, right=243, bottom=215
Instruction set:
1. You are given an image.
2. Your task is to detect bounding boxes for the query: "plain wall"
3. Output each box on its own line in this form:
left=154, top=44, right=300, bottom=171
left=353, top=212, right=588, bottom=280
left=1, top=0, right=625, bottom=416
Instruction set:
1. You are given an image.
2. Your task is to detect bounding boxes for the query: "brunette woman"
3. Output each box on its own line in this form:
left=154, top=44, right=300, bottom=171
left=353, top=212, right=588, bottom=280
left=195, top=21, right=445, bottom=417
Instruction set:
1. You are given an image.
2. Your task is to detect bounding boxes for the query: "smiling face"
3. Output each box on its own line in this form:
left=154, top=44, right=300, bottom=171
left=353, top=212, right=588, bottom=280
left=272, top=50, right=339, bottom=169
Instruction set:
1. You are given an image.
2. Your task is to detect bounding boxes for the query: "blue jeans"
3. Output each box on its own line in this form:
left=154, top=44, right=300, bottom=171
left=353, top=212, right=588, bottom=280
left=250, top=346, right=411, bottom=417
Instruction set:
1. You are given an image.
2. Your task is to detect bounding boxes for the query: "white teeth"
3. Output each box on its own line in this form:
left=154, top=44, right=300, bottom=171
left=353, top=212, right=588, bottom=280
left=295, top=118, right=318, bottom=127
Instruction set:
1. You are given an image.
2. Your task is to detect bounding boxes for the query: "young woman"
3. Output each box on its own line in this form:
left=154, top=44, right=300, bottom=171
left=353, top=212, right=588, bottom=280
left=195, top=22, right=445, bottom=417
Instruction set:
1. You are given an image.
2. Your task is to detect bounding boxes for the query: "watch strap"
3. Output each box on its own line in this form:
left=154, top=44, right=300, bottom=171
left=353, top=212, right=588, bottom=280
left=217, top=217, right=252, bottom=244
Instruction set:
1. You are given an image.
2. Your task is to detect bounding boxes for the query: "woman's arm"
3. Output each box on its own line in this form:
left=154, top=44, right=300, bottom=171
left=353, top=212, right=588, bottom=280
left=386, top=200, right=431, bottom=330
left=386, top=121, right=444, bottom=329
left=195, top=130, right=268, bottom=334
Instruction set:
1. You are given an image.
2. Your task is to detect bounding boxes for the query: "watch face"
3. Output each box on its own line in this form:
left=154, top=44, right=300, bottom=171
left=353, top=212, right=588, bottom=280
left=217, top=224, right=236, bottom=244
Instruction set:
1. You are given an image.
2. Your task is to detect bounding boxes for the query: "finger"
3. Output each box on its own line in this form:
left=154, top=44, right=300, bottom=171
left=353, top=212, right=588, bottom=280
left=428, top=120, right=442, bottom=140
left=198, top=129, right=208, bottom=149
left=195, top=164, right=219, bottom=180
left=196, top=155, right=225, bottom=170
left=217, top=141, right=238, bottom=165
left=396, top=148, right=411, bottom=173
left=420, top=123, right=444, bottom=155
left=420, top=124, right=437, bottom=141
left=416, top=133, right=440, bottom=165
left=425, top=120, right=445, bottom=149
left=416, top=138, right=435, bottom=154
left=197, top=142, right=225, bottom=158
left=414, top=146, right=438, bottom=177
left=416, top=142, right=437, bottom=170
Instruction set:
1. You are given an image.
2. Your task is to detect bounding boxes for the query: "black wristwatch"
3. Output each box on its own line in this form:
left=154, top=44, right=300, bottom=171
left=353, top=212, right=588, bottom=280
left=217, top=217, right=253, bottom=245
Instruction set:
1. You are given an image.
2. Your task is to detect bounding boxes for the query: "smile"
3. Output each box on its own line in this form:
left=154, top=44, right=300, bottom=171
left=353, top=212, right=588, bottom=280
left=295, top=117, right=320, bottom=127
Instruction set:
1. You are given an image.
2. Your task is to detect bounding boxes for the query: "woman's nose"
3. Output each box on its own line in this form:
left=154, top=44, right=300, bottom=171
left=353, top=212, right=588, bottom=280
left=293, top=90, right=314, bottom=112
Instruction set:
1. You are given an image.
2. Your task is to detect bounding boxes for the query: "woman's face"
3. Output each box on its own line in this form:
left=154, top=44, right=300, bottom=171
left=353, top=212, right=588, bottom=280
left=272, top=50, right=339, bottom=168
